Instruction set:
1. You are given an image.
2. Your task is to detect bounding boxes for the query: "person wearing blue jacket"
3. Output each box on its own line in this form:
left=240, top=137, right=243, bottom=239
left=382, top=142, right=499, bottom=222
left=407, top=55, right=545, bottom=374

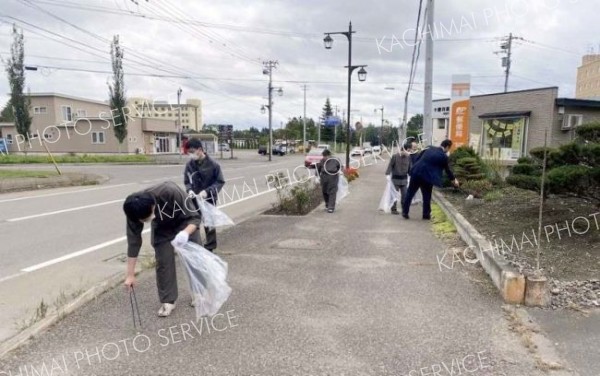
left=402, top=139, right=459, bottom=220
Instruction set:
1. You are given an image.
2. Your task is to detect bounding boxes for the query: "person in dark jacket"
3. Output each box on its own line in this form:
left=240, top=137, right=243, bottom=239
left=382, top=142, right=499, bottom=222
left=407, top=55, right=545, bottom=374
left=184, top=138, right=225, bottom=252
left=385, top=142, right=412, bottom=214
left=316, top=149, right=341, bottom=213
left=123, top=181, right=202, bottom=317
left=402, top=139, right=459, bottom=220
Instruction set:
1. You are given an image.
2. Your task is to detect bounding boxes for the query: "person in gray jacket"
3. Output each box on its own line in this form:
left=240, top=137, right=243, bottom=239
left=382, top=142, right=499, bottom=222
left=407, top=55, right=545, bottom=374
left=184, top=138, right=225, bottom=252
left=123, top=181, right=202, bottom=317
left=385, top=142, right=413, bottom=214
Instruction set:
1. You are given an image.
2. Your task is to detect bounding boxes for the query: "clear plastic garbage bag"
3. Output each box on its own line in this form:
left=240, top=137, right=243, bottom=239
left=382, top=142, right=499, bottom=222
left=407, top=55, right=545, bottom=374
left=379, top=179, right=400, bottom=213
left=195, top=198, right=234, bottom=227
left=407, top=176, right=423, bottom=205
left=336, top=175, right=349, bottom=204
left=175, top=242, right=232, bottom=320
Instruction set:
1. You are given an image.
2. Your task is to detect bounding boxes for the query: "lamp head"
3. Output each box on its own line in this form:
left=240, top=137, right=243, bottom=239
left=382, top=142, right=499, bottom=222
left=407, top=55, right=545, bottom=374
left=323, top=34, right=333, bottom=49
left=357, top=67, right=367, bottom=82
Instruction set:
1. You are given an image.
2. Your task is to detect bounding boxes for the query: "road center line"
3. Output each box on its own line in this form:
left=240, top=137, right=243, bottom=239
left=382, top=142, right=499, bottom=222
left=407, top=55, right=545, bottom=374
left=21, top=229, right=150, bottom=273
left=7, top=199, right=124, bottom=222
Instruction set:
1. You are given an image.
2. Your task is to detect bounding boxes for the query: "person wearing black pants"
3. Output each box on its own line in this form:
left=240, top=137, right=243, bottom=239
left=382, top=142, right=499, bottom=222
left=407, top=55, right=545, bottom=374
left=184, top=138, right=225, bottom=252
left=317, top=149, right=341, bottom=213
left=123, top=181, right=202, bottom=317
left=402, top=139, right=459, bottom=219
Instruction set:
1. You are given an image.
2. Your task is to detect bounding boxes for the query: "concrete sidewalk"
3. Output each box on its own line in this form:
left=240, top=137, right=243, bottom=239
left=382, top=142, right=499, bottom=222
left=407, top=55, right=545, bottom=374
left=0, top=162, right=576, bottom=375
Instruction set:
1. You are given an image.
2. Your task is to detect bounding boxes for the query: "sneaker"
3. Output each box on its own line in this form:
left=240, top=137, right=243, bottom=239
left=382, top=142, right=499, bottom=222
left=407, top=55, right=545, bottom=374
left=391, top=210, right=399, bottom=215
left=422, top=216, right=431, bottom=220
left=327, top=208, right=334, bottom=213
left=402, top=213, right=410, bottom=219
left=157, top=302, right=176, bottom=317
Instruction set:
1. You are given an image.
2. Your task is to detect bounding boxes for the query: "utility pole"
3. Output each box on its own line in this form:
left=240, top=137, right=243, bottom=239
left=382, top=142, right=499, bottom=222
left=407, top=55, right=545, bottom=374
left=496, top=33, right=521, bottom=93
left=177, top=87, right=182, bottom=160
left=262, top=60, right=279, bottom=162
left=423, top=0, right=434, bottom=148
left=302, top=84, right=307, bottom=154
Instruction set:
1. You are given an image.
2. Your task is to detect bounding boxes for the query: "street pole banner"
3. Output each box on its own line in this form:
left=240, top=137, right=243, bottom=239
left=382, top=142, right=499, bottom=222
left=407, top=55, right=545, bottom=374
left=450, top=74, right=471, bottom=151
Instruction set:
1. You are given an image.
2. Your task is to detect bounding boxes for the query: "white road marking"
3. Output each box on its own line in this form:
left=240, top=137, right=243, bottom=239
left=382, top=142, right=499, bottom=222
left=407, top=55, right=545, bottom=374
left=0, top=183, right=136, bottom=204
left=0, top=271, right=26, bottom=284
left=21, top=229, right=151, bottom=273
left=7, top=199, right=124, bottom=222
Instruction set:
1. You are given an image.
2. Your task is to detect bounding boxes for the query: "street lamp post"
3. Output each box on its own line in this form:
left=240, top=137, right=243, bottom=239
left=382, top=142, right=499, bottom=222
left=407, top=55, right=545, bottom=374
left=261, top=61, right=283, bottom=162
left=177, top=87, right=182, bottom=160
left=374, top=105, right=384, bottom=146
left=324, top=22, right=367, bottom=169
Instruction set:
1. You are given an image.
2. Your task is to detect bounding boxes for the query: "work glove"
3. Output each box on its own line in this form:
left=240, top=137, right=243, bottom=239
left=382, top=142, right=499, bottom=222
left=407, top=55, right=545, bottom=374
left=199, top=190, right=208, bottom=199
left=386, top=175, right=391, bottom=182
left=187, top=190, right=196, bottom=198
left=171, top=231, right=189, bottom=248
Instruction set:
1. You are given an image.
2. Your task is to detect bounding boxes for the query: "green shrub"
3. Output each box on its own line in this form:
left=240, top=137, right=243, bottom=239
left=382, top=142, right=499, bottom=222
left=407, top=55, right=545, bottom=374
left=517, top=156, right=535, bottom=164
left=546, top=165, right=598, bottom=196
left=505, top=174, right=541, bottom=191
left=576, top=122, right=600, bottom=143
left=511, top=164, right=540, bottom=176
left=449, top=146, right=480, bottom=165
left=453, top=157, right=486, bottom=182
left=483, top=190, right=504, bottom=202
left=461, top=179, right=493, bottom=198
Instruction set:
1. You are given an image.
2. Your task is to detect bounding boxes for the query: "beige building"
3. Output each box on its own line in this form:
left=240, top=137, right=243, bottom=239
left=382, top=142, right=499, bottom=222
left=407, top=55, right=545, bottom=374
left=469, top=87, right=600, bottom=164
left=128, top=97, right=203, bottom=132
left=0, top=93, right=179, bottom=154
left=576, top=54, right=600, bottom=100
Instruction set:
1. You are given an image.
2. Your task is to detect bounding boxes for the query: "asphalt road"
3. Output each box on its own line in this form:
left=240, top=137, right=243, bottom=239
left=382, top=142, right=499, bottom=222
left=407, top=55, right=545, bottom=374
left=0, top=150, right=320, bottom=343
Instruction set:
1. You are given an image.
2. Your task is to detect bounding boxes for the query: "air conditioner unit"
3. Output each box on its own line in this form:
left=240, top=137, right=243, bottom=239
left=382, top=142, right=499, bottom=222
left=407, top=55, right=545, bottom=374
left=562, top=114, right=582, bottom=130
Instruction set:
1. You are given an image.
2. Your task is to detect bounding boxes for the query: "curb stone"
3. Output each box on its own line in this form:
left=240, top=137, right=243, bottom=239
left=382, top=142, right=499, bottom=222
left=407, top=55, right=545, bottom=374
left=433, top=190, right=526, bottom=304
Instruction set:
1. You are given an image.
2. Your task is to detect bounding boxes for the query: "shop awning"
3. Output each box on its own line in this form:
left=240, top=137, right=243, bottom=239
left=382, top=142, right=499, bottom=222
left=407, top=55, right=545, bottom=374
left=479, top=111, right=531, bottom=119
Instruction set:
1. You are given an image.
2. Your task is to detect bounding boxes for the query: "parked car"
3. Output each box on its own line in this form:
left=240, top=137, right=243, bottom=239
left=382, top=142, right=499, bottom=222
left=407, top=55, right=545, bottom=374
left=350, top=147, right=365, bottom=156
left=372, top=145, right=381, bottom=154
left=363, top=146, right=373, bottom=154
left=305, top=148, right=325, bottom=168
left=273, top=144, right=286, bottom=156
left=258, top=145, right=267, bottom=155
left=219, top=143, right=230, bottom=152
left=317, top=144, right=330, bottom=150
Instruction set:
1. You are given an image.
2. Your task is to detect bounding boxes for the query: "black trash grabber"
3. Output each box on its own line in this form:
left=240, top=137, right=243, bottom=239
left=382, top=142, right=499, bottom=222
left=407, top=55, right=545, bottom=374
left=129, top=286, right=142, bottom=330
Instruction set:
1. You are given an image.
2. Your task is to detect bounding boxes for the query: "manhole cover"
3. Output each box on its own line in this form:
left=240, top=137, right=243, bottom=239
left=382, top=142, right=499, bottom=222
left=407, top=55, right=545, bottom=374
left=272, top=238, right=323, bottom=250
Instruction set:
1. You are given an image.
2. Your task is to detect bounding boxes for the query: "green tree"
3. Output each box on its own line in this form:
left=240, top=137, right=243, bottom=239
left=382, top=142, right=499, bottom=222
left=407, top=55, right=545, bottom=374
left=321, top=98, right=334, bottom=142
left=407, top=113, right=423, bottom=139
left=0, top=99, right=14, bottom=122
left=108, top=35, right=127, bottom=149
left=4, top=25, right=31, bottom=142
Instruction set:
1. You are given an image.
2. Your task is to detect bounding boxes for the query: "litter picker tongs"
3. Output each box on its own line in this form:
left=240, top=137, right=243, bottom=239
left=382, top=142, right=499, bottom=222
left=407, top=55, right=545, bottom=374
left=129, top=286, right=142, bottom=330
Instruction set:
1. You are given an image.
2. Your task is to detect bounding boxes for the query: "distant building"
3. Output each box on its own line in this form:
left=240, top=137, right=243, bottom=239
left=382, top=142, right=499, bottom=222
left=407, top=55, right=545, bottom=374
left=0, top=93, right=179, bottom=154
left=576, top=54, right=600, bottom=100
left=128, top=97, right=203, bottom=132
left=431, top=98, right=450, bottom=145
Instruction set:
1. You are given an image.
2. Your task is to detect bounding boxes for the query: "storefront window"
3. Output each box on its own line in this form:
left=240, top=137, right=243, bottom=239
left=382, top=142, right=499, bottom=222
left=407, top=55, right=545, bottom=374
left=481, top=117, right=526, bottom=160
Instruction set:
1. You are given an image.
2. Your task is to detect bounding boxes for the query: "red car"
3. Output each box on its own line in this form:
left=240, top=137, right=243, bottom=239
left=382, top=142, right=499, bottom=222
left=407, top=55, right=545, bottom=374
left=304, top=148, right=325, bottom=168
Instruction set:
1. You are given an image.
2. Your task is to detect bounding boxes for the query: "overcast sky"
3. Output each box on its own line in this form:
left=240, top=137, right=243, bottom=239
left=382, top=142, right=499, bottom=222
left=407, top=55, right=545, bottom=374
left=0, top=0, right=595, bottom=130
